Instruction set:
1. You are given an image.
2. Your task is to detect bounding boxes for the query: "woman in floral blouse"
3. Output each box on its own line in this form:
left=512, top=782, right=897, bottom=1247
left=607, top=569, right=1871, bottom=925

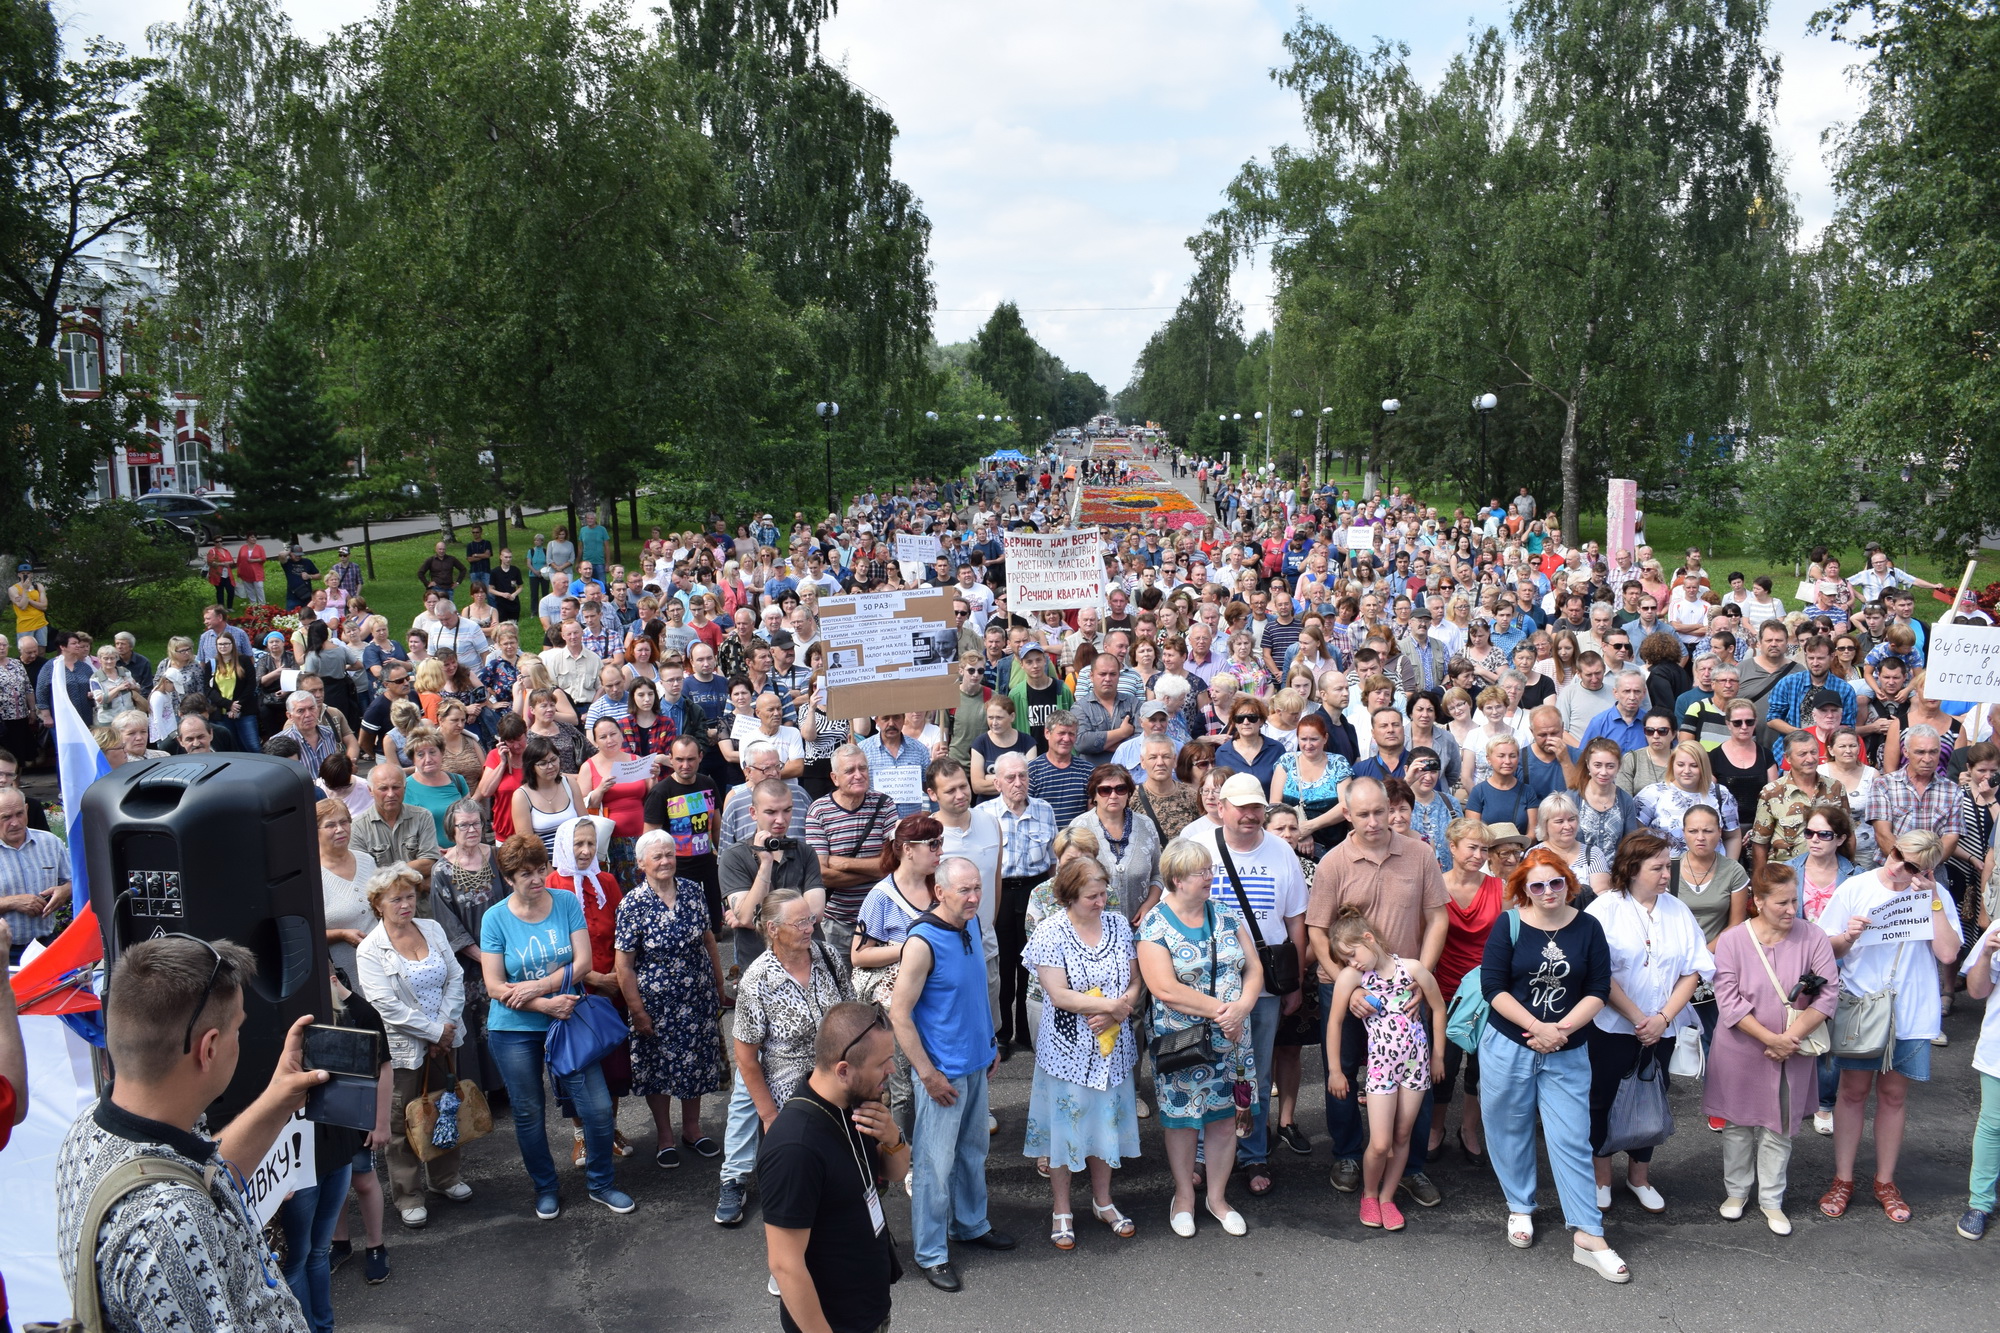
left=1023, top=856, right=1143, bottom=1249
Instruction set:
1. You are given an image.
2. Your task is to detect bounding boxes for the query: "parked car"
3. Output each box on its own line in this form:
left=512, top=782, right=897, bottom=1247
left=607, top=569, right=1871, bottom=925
left=134, top=490, right=225, bottom=540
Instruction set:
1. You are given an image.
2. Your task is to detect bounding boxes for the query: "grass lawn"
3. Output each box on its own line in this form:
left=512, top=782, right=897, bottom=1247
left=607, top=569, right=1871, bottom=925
left=106, top=510, right=657, bottom=663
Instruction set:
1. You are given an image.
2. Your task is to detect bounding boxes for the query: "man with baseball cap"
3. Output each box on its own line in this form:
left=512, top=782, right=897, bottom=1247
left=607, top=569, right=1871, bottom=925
left=1111, top=698, right=1177, bottom=781
left=1005, top=644, right=1070, bottom=751
left=1197, top=772, right=1310, bottom=1194
left=328, top=544, right=363, bottom=598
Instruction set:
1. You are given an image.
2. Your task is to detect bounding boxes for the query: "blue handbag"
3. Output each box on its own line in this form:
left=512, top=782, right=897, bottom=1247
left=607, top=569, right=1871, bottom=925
left=543, top=964, right=629, bottom=1078
left=1444, top=910, right=1519, bottom=1053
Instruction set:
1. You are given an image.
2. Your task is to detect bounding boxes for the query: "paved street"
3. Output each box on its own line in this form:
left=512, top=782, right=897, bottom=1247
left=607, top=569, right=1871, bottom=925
left=325, top=1003, right=1994, bottom=1333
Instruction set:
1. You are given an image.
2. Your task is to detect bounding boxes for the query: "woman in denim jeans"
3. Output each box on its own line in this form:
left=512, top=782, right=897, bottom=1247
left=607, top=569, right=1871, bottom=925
left=278, top=967, right=390, bottom=1325
left=480, top=832, right=634, bottom=1219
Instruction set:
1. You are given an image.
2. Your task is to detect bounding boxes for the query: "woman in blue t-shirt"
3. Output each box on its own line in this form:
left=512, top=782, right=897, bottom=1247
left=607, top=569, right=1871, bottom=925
left=1477, top=849, right=1623, bottom=1281
left=481, top=832, right=632, bottom=1219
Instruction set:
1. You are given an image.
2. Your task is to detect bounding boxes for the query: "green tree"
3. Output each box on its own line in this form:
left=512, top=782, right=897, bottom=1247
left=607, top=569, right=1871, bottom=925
left=967, top=303, right=1046, bottom=449
left=1739, top=432, right=1859, bottom=566
left=1813, top=0, right=2000, bottom=559
left=0, top=0, right=163, bottom=533
left=209, top=321, right=347, bottom=543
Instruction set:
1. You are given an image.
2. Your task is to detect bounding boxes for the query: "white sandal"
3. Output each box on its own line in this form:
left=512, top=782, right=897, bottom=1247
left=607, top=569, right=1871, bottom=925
left=1092, top=1201, right=1136, bottom=1237
left=1050, top=1212, right=1075, bottom=1250
left=1506, top=1212, right=1535, bottom=1248
left=1573, top=1242, right=1631, bottom=1283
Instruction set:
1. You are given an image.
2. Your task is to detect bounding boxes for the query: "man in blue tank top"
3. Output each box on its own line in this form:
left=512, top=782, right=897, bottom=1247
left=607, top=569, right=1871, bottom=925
left=889, top=856, right=1015, bottom=1291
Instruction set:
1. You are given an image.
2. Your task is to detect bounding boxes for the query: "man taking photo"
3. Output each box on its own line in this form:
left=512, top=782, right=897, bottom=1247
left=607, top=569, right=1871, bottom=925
left=55, top=936, right=329, bottom=1331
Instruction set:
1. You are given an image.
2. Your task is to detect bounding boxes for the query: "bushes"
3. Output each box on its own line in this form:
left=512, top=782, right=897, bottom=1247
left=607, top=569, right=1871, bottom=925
left=44, top=502, right=208, bottom=634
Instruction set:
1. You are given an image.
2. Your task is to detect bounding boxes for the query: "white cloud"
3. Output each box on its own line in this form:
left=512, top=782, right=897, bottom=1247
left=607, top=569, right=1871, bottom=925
left=59, top=0, right=1868, bottom=390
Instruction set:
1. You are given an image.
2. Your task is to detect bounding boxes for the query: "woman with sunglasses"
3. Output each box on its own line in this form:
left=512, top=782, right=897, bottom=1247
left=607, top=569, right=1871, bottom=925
left=1821, top=831, right=1961, bottom=1219
left=1024, top=855, right=1143, bottom=1249
left=1618, top=710, right=1680, bottom=796
left=1477, top=851, right=1625, bottom=1279
left=1215, top=693, right=1286, bottom=792
left=1708, top=699, right=1775, bottom=828
left=1071, top=763, right=1164, bottom=925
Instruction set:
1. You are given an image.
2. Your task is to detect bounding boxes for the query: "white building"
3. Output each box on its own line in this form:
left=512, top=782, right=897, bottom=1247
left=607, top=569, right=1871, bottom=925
left=53, top=228, right=220, bottom=501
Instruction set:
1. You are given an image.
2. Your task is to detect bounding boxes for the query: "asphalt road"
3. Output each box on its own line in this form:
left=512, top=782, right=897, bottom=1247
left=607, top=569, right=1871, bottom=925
left=325, top=1000, right=1995, bottom=1333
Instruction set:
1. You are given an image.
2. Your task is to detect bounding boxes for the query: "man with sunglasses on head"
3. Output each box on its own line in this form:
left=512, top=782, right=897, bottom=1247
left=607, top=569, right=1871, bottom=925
left=54, top=935, right=329, bottom=1332
left=761, top=1001, right=908, bottom=1333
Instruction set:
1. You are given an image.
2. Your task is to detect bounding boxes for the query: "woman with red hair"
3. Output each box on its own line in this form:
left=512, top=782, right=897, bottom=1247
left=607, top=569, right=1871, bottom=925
left=1477, top=847, right=1625, bottom=1281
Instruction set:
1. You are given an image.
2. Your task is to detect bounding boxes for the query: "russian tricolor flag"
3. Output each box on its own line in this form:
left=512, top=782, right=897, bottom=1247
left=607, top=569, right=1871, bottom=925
left=51, top=670, right=110, bottom=919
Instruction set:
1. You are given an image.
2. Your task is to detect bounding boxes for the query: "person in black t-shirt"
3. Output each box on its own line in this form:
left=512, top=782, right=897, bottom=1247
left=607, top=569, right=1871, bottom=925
left=489, top=548, right=525, bottom=622
left=761, top=1002, right=908, bottom=1333
left=645, top=735, right=724, bottom=923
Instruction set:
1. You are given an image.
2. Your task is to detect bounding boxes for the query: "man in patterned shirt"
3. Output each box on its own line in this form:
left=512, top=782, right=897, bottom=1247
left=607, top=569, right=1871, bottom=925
left=55, top=936, right=326, bottom=1333
left=1749, top=731, right=1834, bottom=874
left=1867, top=723, right=1963, bottom=869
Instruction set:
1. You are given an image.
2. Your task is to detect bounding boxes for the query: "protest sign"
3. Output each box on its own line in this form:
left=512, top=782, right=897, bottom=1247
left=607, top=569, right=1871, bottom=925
left=1926, top=621, right=2000, bottom=705
left=817, top=589, right=961, bottom=717
left=244, top=1109, right=317, bottom=1228
left=1005, top=528, right=1108, bottom=612
left=1853, top=889, right=1937, bottom=951
left=894, top=534, right=941, bottom=584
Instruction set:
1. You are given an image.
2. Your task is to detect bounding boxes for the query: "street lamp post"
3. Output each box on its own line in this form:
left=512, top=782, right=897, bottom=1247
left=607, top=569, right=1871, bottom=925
left=1474, top=392, right=1497, bottom=503
left=816, top=400, right=839, bottom=517
left=1372, top=398, right=1399, bottom=502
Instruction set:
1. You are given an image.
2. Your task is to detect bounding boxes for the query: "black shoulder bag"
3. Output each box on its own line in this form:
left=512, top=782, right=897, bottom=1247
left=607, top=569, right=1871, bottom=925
left=1215, top=829, right=1302, bottom=996
left=1149, top=901, right=1229, bottom=1074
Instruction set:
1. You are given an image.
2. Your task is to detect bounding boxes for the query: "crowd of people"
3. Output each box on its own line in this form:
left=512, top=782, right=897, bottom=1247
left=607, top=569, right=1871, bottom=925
left=11, top=436, right=2000, bottom=1333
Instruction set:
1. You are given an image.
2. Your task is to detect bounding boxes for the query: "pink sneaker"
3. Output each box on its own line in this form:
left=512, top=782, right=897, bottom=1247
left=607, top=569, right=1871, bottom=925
left=1359, top=1197, right=1383, bottom=1228
left=1381, top=1199, right=1406, bottom=1231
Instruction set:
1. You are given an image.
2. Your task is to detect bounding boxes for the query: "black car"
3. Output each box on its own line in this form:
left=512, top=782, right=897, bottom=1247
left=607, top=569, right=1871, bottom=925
left=134, top=491, right=226, bottom=540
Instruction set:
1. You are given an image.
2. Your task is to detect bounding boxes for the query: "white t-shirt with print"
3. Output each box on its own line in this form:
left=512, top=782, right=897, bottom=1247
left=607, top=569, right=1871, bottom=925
left=1199, top=829, right=1308, bottom=949
left=1822, top=870, right=1963, bottom=1042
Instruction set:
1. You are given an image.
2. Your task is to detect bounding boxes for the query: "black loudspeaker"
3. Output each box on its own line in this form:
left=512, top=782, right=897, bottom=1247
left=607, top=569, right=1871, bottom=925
left=82, top=753, right=330, bottom=1125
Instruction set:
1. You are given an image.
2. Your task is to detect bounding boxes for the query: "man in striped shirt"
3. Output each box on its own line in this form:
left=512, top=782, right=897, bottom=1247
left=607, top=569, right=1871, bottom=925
left=0, top=788, right=66, bottom=962
left=806, top=745, right=901, bottom=964
left=1027, top=711, right=1092, bottom=830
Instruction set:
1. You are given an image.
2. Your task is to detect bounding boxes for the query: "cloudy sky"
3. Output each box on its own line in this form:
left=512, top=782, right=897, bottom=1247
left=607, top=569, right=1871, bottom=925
left=63, top=0, right=1867, bottom=391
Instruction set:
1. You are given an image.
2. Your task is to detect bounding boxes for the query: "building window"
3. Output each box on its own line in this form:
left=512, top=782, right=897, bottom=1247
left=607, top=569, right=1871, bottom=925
left=177, top=437, right=206, bottom=493
left=57, top=331, right=101, bottom=392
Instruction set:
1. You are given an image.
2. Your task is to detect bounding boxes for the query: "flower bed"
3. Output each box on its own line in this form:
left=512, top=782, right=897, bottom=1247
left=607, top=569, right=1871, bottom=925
left=229, top=602, right=302, bottom=641
left=1078, top=486, right=1206, bottom=530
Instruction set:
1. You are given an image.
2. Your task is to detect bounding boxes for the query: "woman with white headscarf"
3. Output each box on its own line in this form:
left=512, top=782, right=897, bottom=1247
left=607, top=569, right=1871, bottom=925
left=547, top=814, right=636, bottom=1162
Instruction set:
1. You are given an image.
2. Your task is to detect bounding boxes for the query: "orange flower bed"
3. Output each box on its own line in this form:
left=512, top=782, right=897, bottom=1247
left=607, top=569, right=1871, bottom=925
left=1079, top=486, right=1206, bottom=529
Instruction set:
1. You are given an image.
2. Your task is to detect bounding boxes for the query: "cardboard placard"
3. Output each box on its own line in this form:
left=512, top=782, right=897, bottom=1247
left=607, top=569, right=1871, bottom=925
left=1005, top=527, right=1108, bottom=613
left=818, top=589, right=962, bottom=718
left=1347, top=524, right=1375, bottom=553
left=1926, top=621, right=2000, bottom=705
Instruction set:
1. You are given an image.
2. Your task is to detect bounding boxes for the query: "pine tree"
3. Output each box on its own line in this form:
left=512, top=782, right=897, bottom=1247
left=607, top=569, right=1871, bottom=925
left=211, top=322, right=348, bottom=544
